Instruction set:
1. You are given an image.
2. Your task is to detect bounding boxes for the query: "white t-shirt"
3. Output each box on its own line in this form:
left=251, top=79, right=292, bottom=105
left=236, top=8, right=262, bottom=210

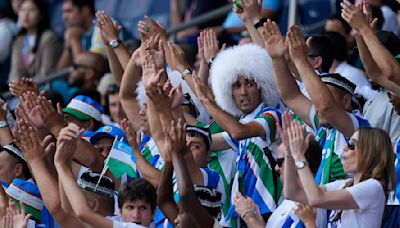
left=113, top=221, right=154, bottom=228
left=325, top=179, right=385, bottom=228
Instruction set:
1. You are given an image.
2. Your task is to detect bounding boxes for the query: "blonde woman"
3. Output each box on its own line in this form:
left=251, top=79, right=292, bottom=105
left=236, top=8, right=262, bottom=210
left=285, top=121, right=396, bottom=228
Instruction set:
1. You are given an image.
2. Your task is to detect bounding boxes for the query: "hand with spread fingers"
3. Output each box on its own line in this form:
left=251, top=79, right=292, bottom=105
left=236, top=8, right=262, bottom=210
left=7, top=200, right=31, bottom=228
left=54, top=124, right=82, bottom=164
left=120, top=119, right=141, bottom=152
left=138, top=15, right=167, bottom=41
left=340, top=0, right=370, bottom=33
left=164, top=118, right=187, bottom=157
left=167, top=42, right=190, bottom=73
left=145, top=80, right=174, bottom=112
left=14, top=119, right=45, bottom=162
left=203, top=29, right=221, bottom=62
left=96, top=11, right=120, bottom=45
left=263, top=19, right=288, bottom=59
left=287, top=25, right=309, bottom=64
left=141, top=51, right=165, bottom=90
left=9, top=78, right=39, bottom=97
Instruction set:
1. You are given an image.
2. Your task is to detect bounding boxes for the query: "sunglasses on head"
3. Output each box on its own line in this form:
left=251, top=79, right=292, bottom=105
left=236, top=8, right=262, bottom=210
left=276, top=157, right=285, bottom=168
left=347, top=138, right=357, bottom=150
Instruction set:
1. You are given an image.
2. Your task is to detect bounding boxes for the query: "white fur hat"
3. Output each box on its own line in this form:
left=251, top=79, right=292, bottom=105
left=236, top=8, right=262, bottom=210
left=210, top=44, right=280, bottom=116
left=136, top=81, right=146, bottom=109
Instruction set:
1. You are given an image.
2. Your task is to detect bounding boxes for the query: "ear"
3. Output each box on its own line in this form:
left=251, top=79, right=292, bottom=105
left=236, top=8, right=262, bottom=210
left=343, top=93, right=353, bottom=111
left=82, top=120, right=94, bottom=130
left=91, top=198, right=100, bottom=212
left=312, top=56, right=323, bottom=71
left=13, top=163, right=24, bottom=178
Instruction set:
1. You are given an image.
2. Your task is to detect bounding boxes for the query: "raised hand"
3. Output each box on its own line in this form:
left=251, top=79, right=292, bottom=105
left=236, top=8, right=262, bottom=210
left=278, top=112, right=294, bottom=155
left=54, top=124, right=82, bottom=164
left=193, top=71, right=214, bottom=103
left=233, top=0, right=262, bottom=23
left=145, top=80, right=172, bottom=111
left=163, top=118, right=186, bottom=157
left=263, top=19, right=288, bottom=59
left=138, top=15, right=167, bottom=41
left=9, top=78, right=39, bottom=97
left=18, top=92, right=42, bottom=128
left=233, top=192, right=263, bottom=222
left=341, top=0, right=370, bottom=32
left=96, top=11, right=120, bottom=45
left=141, top=52, right=165, bottom=90
left=287, top=25, right=309, bottom=64
left=64, top=26, right=84, bottom=44
left=35, top=96, right=64, bottom=130
left=14, top=119, right=45, bottom=162
left=167, top=42, right=190, bottom=73
left=120, top=118, right=140, bottom=151
left=7, top=200, right=31, bottom=228
left=202, top=29, right=220, bottom=62
left=287, top=120, right=312, bottom=161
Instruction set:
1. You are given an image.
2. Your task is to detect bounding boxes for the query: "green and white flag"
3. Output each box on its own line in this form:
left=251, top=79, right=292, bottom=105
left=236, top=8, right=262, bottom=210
left=103, top=137, right=137, bottom=179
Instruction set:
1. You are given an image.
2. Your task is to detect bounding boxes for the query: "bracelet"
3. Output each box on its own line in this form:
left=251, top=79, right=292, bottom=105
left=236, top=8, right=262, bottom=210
left=181, top=67, right=193, bottom=80
left=254, top=18, right=267, bottom=29
left=0, top=120, right=8, bottom=128
left=241, top=208, right=257, bottom=220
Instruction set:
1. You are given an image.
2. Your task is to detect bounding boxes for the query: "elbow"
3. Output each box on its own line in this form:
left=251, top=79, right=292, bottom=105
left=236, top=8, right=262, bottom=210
left=308, top=198, right=323, bottom=208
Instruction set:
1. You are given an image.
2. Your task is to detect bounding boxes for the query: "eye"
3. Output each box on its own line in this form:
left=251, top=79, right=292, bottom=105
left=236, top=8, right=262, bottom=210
left=232, top=81, right=241, bottom=89
left=245, top=79, right=255, bottom=87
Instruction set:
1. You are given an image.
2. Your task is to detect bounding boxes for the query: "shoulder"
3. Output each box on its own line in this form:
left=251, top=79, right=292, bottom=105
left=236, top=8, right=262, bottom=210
left=256, top=107, right=282, bottom=120
left=40, top=30, right=59, bottom=42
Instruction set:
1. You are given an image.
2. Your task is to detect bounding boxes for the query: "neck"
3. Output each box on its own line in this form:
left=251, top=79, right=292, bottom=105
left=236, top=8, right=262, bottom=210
left=26, top=27, right=37, bottom=35
left=353, top=173, right=362, bottom=184
left=329, top=60, right=340, bottom=73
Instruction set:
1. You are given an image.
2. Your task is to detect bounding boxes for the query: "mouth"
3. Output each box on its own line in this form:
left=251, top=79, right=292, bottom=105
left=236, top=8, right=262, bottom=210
left=240, top=98, right=250, bottom=106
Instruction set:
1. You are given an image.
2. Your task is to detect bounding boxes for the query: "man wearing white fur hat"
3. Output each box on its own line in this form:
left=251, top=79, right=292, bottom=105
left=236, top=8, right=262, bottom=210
left=193, top=43, right=283, bottom=224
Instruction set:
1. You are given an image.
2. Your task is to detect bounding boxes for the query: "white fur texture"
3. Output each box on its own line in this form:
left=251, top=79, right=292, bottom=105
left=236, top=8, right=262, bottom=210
left=136, top=81, right=146, bottom=109
left=210, top=44, right=280, bottom=116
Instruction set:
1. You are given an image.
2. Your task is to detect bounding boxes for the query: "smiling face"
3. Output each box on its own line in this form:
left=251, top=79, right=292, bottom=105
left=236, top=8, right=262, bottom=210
left=343, top=131, right=359, bottom=173
left=120, top=199, right=154, bottom=226
left=232, top=76, right=262, bottom=114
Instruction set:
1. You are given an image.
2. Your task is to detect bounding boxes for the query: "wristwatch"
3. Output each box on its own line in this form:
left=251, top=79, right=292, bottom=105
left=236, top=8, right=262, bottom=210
left=181, top=67, right=193, bottom=79
left=254, top=17, right=267, bottom=29
left=295, top=160, right=307, bottom=169
left=0, top=120, right=8, bottom=128
left=108, top=39, right=122, bottom=48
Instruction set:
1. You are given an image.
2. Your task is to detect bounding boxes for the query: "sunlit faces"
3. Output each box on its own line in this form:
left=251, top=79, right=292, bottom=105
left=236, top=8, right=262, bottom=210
left=231, top=76, right=262, bottom=114
left=387, top=91, right=400, bottom=115
left=186, top=132, right=209, bottom=168
left=93, top=137, right=114, bottom=157
left=120, top=199, right=154, bottom=226
left=343, top=131, right=359, bottom=173
left=19, top=0, right=40, bottom=30
left=62, top=1, right=84, bottom=27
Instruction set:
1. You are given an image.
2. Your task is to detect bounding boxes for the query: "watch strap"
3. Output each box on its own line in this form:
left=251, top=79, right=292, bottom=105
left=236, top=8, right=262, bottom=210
left=0, top=120, right=8, bottom=128
left=254, top=18, right=267, bottom=29
left=182, top=67, right=193, bottom=79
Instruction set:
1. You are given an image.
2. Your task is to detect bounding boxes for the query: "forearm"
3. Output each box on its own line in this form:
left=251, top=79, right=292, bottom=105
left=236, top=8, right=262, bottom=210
left=55, top=161, right=91, bottom=217
left=171, top=153, right=214, bottom=227
left=0, top=126, right=13, bottom=146
left=272, top=58, right=303, bottom=104
left=244, top=20, right=264, bottom=47
left=284, top=156, right=309, bottom=204
left=134, top=150, right=161, bottom=188
left=69, top=39, right=84, bottom=59
left=243, top=214, right=265, bottom=228
left=201, top=99, right=248, bottom=140
left=296, top=156, right=325, bottom=206
left=113, top=45, right=131, bottom=70
left=157, top=162, right=178, bottom=222
left=198, top=61, right=210, bottom=84
left=355, top=35, right=381, bottom=80
left=73, top=140, right=104, bottom=172
left=105, top=46, right=124, bottom=86
left=360, top=27, right=400, bottom=84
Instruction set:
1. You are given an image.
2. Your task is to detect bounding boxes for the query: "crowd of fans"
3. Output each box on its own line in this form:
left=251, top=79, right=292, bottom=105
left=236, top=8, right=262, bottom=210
left=0, top=0, right=399, bottom=227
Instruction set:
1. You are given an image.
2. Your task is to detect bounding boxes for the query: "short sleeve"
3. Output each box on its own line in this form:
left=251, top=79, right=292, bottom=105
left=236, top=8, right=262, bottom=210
left=113, top=221, right=147, bottom=228
left=220, top=132, right=239, bottom=152
left=346, top=179, right=384, bottom=210
left=324, top=179, right=347, bottom=192
left=253, top=109, right=281, bottom=144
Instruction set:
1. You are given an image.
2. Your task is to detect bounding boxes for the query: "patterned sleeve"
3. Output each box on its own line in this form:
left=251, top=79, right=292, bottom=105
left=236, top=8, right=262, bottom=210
left=220, top=132, right=239, bottom=152
left=253, top=108, right=282, bottom=145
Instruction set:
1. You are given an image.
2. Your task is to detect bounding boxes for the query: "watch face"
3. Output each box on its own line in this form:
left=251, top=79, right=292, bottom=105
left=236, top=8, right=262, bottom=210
left=109, top=40, right=119, bottom=48
left=295, top=161, right=305, bottom=169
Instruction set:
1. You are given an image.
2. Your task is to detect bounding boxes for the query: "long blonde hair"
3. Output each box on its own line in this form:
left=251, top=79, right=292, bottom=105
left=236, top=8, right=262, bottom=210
left=356, top=127, right=396, bottom=196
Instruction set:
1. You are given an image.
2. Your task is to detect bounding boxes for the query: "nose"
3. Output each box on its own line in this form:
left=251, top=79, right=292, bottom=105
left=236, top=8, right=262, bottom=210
left=274, top=164, right=281, bottom=174
left=240, top=85, right=247, bottom=95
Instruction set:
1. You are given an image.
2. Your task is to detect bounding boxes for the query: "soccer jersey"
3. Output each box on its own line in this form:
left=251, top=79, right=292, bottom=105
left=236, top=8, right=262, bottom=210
left=223, top=103, right=283, bottom=221
left=307, top=105, right=369, bottom=184
left=196, top=120, right=236, bottom=226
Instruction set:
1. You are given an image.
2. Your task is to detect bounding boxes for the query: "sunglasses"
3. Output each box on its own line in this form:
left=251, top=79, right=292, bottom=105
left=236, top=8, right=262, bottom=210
left=276, top=157, right=285, bottom=167
left=347, top=138, right=357, bottom=150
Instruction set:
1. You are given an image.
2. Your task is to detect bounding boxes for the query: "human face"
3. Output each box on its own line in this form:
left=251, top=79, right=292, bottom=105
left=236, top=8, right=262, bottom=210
left=0, top=152, right=19, bottom=184
left=108, top=94, right=126, bottom=123
left=19, top=1, right=40, bottom=30
left=139, top=104, right=150, bottom=134
left=62, top=1, right=83, bottom=27
left=232, top=76, right=262, bottom=114
left=186, top=132, right=209, bottom=167
left=120, top=199, right=154, bottom=226
left=343, top=131, right=359, bottom=173
left=93, top=137, right=114, bottom=157
left=275, top=144, right=285, bottom=183
left=387, top=91, right=400, bottom=115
